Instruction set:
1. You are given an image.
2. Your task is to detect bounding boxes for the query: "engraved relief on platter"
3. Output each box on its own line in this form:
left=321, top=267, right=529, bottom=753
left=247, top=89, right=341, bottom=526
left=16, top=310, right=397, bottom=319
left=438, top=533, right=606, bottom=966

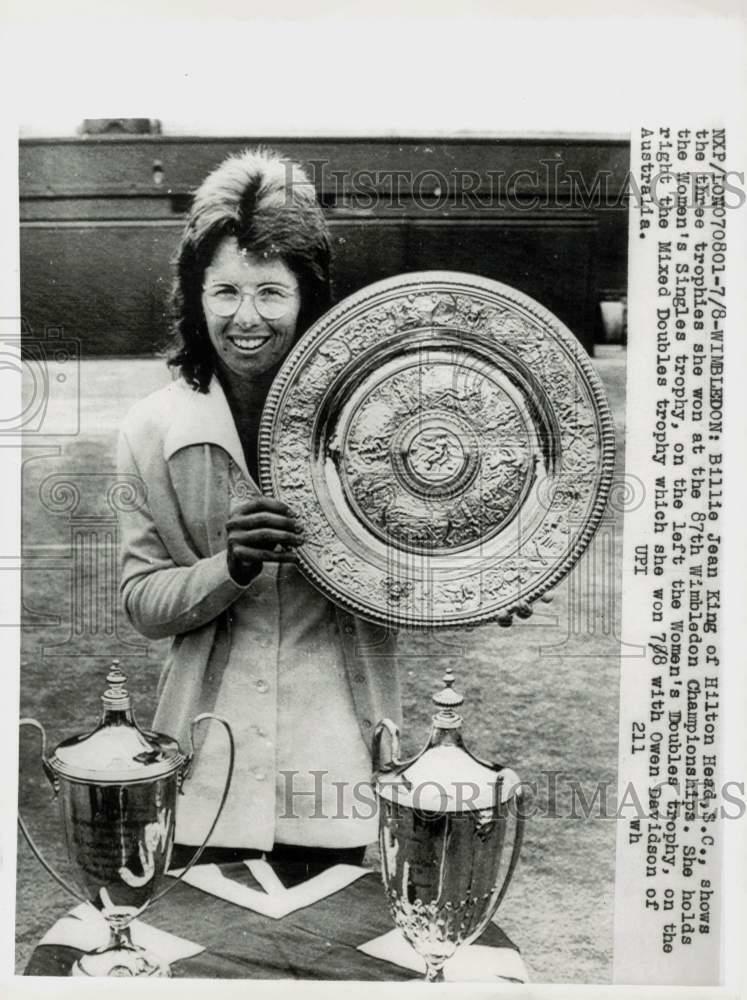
left=260, top=273, right=616, bottom=627
left=341, top=362, right=533, bottom=553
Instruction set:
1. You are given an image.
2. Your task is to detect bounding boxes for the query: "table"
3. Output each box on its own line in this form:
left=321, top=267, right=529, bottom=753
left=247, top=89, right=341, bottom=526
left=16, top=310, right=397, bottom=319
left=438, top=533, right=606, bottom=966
left=25, top=862, right=523, bottom=980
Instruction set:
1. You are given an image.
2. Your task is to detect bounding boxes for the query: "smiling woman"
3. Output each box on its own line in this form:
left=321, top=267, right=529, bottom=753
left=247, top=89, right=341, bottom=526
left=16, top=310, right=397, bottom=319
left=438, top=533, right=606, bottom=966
left=115, top=148, right=402, bottom=881
left=202, top=242, right=301, bottom=381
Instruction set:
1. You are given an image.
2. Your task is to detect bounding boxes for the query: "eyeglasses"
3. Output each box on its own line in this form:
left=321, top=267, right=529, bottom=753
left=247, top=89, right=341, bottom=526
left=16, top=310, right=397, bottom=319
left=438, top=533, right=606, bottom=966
left=202, top=282, right=299, bottom=320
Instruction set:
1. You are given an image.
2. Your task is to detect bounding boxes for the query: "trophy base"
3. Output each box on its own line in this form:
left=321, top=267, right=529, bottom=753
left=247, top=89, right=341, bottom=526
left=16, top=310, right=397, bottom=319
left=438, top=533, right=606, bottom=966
left=72, top=946, right=171, bottom=977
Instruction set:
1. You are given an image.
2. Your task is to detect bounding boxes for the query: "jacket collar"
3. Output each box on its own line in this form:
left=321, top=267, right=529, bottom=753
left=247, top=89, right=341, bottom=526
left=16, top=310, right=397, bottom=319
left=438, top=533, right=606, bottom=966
left=163, top=377, right=250, bottom=479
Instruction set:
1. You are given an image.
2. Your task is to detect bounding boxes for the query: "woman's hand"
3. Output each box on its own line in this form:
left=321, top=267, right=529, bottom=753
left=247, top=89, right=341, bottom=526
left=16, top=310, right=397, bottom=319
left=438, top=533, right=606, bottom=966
left=494, top=590, right=556, bottom=628
left=226, top=496, right=305, bottom=585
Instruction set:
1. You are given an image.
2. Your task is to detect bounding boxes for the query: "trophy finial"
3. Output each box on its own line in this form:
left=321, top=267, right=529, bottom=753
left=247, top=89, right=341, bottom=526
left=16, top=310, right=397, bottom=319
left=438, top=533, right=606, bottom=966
left=102, top=659, right=131, bottom=710
left=431, top=667, right=464, bottom=728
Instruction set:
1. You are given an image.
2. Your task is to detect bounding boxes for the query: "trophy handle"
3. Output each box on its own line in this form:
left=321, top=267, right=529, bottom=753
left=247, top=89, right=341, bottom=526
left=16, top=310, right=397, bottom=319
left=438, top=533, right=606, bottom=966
left=17, top=718, right=90, bottom=906
left=147, top=712, right=235, bottom=908
left=372, top=718, right=403, bottom=773
left=492, top=774, right=525, bottom=911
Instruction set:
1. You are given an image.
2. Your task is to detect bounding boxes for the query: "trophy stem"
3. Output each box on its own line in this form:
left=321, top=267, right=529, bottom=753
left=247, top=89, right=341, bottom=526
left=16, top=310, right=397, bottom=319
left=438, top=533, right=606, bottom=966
left=109, top=920, right=134, bottom=952
left=424, top=960, right=447, bottom=983
left=72, top=921, right=171, bottom=978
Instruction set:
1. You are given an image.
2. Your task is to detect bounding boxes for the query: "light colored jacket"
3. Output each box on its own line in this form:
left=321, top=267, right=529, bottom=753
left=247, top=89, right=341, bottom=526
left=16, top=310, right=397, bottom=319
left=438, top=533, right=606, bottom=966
left=116, top=376, right=401, bottom=781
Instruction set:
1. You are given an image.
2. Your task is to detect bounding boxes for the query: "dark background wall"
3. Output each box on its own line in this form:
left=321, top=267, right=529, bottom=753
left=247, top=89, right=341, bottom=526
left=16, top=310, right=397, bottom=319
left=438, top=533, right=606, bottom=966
left=19, top=135, right=630, bottom=356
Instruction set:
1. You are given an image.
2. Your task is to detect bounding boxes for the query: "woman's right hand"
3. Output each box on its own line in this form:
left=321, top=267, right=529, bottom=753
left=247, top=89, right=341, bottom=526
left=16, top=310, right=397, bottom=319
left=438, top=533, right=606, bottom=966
left=226, top=496, right=305, bottom=585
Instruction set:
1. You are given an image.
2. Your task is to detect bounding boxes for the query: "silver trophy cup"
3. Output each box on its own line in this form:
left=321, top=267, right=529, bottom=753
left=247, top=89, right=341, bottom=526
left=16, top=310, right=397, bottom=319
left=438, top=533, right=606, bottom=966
left=373, top=669, right=524, bottom=982
left=19, top=661, right=235, bottom=977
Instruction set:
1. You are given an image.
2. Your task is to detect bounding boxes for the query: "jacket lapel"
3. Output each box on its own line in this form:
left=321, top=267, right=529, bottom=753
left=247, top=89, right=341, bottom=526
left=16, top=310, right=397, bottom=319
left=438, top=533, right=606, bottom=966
left=162, top=377, right=250, bottom=480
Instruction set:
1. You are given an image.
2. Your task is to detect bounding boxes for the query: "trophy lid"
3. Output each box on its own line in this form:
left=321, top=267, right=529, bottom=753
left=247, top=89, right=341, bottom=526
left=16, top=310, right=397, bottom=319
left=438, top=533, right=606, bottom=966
left=48, top=661, right=186, bottom=785
left=377, top=669, right=519, bottom=812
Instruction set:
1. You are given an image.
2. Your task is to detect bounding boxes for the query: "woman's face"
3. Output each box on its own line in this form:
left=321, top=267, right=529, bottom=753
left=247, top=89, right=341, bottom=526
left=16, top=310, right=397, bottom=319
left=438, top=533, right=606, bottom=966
left=201, top=236, right=301, bottom=380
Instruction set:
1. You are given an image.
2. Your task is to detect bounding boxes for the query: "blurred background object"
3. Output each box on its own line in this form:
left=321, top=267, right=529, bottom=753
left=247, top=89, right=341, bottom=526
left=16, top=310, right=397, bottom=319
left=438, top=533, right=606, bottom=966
left=19, top=130, right=630, bottom=357
left=78, top=118, right=162, bottom=135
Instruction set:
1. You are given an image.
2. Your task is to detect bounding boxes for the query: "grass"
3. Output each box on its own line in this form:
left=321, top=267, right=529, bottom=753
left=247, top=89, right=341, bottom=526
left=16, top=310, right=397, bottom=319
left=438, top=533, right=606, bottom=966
left=17, top=349, right=627, bottom=980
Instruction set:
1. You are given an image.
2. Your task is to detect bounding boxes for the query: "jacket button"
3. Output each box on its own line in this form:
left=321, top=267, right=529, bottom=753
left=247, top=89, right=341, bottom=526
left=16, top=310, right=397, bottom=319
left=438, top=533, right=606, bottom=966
left=344, top=624, right=355, bottom=635
left=362, top=718, right=372, bottom=728
left=355, top=673, right=365, bottom=683
left=254, top=770, right=266, bottom=781
left=256, top=679, right=269, bottom=693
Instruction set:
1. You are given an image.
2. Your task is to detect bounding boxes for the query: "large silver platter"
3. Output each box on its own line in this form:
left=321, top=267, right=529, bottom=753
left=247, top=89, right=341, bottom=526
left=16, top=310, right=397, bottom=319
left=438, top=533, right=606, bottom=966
left=259, top=272, right=615, bottom=628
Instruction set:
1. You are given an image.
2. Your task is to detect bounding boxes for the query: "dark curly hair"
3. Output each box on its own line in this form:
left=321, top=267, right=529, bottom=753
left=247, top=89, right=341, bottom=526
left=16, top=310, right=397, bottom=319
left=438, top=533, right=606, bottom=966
left=167, top=147, right=332, bottom=392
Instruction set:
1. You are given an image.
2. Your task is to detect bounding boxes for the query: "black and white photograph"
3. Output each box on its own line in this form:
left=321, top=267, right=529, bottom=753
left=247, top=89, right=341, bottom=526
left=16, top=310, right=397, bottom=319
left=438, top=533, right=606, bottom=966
left=1, top=3, right=745, bottom=996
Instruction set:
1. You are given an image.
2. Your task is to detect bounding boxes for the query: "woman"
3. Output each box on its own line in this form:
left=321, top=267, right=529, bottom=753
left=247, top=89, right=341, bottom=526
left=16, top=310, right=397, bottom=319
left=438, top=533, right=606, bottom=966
left=117, top=148, right=400, bottom=880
